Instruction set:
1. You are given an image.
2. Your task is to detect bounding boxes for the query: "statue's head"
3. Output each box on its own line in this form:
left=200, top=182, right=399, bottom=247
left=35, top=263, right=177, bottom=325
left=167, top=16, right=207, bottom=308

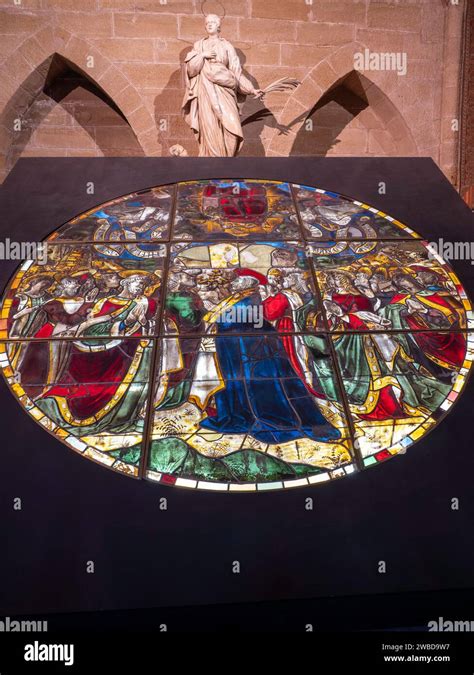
left=205, top=13, right=221, bottom=35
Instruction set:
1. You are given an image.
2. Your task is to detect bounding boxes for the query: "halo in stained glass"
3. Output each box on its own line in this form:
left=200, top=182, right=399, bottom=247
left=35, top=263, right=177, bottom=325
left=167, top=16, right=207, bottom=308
left=0, top=179, right=472, bottom=491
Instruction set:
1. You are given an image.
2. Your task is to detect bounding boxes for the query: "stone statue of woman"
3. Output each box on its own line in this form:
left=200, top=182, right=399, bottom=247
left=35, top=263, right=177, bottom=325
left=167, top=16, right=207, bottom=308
left=182, top=13, right=264, bottom=157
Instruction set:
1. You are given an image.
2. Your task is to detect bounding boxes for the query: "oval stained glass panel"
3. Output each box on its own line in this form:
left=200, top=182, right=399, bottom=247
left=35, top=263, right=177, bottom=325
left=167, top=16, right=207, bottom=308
left=0, top=180, right=472, bottom=491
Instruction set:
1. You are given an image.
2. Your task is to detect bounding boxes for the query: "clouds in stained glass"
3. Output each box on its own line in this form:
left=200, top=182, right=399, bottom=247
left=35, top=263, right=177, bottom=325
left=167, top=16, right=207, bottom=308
left=48, top=186, right=174, bottom=242
left=0, top=180, right=472, bottom=490
left=293, top=184, right=420, bottom=240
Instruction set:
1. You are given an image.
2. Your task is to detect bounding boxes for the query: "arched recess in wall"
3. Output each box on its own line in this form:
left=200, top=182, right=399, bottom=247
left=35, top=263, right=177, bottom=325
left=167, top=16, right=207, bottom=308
left=0, top=52, right=145, bottom=175
left=290, top=70, right=418, bottom=157
left=265, top=41, right=418, bottom=157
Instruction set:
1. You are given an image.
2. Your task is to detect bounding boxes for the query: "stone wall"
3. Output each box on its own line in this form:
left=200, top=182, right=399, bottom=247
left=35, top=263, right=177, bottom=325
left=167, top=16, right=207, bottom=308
left=460, top=0, right=473, bottom=206
left=0, top=0, right=467, bottom=190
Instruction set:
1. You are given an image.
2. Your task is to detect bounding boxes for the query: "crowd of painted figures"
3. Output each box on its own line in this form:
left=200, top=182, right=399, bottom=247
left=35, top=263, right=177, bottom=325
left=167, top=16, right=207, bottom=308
left=0, top=181, right=471, bottom=488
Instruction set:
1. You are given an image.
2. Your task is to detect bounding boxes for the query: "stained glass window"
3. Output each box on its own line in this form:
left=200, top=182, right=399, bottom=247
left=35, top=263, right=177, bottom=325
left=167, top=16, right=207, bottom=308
left=0, top=179, right=472, bottom=491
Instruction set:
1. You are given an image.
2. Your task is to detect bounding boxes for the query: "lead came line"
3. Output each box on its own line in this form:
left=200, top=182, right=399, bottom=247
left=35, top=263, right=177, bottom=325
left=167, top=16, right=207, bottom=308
left=138, top=184, right=179, bottom=480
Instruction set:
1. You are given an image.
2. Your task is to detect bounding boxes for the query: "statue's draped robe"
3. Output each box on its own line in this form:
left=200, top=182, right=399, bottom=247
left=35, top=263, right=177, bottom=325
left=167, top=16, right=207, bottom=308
left=182, top=37, right=255, bottom=157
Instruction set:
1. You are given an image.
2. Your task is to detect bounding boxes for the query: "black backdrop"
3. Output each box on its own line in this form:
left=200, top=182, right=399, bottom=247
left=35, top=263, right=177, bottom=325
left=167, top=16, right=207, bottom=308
left=1, top=157, right=474, bottom=627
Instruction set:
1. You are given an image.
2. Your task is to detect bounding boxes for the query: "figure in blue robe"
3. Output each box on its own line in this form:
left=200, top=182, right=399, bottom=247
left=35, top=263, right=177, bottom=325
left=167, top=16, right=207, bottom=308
left=200, top=274, right=341, bottom=444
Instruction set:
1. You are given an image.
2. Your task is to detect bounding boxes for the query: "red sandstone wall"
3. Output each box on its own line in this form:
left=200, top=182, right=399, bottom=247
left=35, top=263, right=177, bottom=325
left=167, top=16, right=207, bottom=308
left=460, top=0, right=473, bottom=206
left=0, top=0, right=467, bottom=187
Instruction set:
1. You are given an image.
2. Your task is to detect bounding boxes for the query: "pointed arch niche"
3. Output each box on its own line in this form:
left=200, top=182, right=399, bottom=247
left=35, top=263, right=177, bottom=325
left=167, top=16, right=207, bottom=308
left=0, top=48, right=150, bottom=178
left=289, top=70, right=417, bottom=157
